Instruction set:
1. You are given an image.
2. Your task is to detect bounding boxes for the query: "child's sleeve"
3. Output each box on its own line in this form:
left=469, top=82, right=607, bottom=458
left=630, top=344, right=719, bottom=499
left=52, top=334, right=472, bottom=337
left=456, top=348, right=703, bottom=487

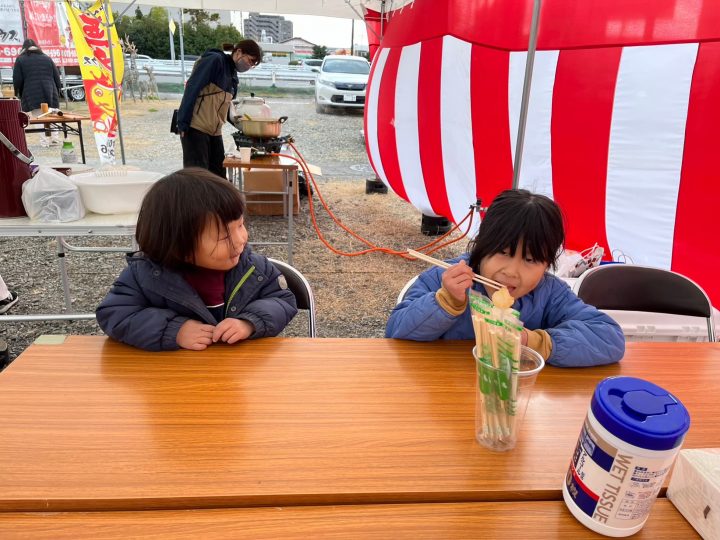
left=385, top=268, right=465, bottom=340
left=96, top=266, right=189, bottom=351
left=542, top=279, right=625, bottom=367
left=233, top=261, right=298, bottom=338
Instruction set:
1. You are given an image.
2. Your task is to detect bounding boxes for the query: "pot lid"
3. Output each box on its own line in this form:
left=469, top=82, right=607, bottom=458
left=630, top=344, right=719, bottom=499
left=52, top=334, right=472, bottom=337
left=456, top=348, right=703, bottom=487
left=238, top=96, right=266, bottom=104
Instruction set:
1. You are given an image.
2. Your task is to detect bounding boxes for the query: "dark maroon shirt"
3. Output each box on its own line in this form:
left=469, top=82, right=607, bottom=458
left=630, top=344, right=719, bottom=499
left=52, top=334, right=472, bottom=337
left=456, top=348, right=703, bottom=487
left=182, top=266, right=226, bottom=318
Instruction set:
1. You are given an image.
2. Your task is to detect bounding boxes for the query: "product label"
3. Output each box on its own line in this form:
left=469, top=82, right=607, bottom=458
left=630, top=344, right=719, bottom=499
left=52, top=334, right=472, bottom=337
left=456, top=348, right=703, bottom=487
left=565, top=418, right=675, bottom=529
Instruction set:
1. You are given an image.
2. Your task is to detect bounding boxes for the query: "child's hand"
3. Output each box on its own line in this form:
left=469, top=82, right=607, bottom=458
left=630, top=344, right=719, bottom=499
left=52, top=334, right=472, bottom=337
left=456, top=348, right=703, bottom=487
left=441, top=260, right=475, bottom=303
left=176, top=320, right=215, bottom=350
left=213, top=318, right=255, bottom=344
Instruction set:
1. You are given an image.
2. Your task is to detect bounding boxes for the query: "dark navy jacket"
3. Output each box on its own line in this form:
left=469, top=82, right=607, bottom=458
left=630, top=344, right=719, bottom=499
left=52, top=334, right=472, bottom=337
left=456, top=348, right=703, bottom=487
left=176, top=48, right=238, bottom=134
left=96, top=247, right=297, bottom=351
left=386, top=254, right=625, bottom=368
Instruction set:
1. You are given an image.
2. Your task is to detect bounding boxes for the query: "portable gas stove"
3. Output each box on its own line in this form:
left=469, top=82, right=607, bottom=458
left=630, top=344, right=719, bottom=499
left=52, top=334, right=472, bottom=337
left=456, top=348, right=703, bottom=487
left=232, top=132, right=294, bottom=157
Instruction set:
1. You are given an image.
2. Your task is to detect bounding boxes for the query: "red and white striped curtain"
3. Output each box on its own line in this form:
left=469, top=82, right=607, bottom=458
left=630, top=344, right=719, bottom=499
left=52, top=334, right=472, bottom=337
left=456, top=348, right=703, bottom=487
left=362, top=8, right=391, bottom=61
left=365, top=0, right=720, bottom=306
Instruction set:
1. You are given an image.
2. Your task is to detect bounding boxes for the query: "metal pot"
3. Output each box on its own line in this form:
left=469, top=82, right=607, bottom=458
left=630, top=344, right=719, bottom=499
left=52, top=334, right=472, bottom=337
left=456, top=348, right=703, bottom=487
left=240, top=116, right=287, bottom=138
left=240, top=115, right=287, bottom=138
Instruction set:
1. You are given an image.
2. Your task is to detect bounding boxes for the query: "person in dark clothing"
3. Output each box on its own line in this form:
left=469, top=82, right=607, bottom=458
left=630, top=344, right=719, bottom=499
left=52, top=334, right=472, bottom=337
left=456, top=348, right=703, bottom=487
left=12, top=39, right=62, bottom=147
left=96, top=168, right=297, bottom=352
left=177, top=40, right=262, bottom=178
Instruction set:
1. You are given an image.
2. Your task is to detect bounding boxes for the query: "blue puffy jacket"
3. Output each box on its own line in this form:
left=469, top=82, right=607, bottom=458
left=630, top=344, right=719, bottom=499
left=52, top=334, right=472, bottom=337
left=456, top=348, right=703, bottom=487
left=386, top=254, right=625, bottom=367
left=96, top=247, right=297, bottom=351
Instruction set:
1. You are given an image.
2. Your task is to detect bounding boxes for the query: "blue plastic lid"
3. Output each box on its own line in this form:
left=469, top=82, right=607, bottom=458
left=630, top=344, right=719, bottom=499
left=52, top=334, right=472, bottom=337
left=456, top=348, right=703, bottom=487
left=590, top=376, right=690, bottom=451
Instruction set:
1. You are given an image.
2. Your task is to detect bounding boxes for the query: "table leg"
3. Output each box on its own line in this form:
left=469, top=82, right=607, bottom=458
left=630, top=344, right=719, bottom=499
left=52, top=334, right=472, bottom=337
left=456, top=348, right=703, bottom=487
left=286, top=169, right=294, bottom=266
left=77, top=121, right=86, bottom=164
left=56, top=236, right=74, bottom=312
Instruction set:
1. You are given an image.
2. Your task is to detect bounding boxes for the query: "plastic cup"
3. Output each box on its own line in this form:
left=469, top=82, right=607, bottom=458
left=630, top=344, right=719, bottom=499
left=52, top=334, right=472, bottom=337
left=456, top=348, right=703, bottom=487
left=41, top=102, right=49, bottom=113
left=473, top=345, right=544, bottom=452
left=239, top=147, right=252, bottom=162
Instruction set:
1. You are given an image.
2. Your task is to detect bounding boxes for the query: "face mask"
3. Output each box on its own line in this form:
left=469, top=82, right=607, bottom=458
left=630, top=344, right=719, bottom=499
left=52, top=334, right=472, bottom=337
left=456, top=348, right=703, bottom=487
left=235, top=58, right=251, bottom=73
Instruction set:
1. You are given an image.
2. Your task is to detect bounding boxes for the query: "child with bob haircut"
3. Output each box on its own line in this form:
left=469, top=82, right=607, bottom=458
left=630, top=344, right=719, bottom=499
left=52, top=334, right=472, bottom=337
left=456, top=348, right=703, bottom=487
left=97, top=168, right=297, bottom=352
left=386, top=189, right=625, bottom=368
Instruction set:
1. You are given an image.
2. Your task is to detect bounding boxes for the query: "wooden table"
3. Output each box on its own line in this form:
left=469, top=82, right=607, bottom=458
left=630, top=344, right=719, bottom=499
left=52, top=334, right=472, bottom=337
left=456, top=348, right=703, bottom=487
left=27, top=113, right=90, bottom=163
left=0, top=339, right=717, bottom=512
left=0, top=500, right=697, bottom=539
left=223, top=155, right=298, bottom=264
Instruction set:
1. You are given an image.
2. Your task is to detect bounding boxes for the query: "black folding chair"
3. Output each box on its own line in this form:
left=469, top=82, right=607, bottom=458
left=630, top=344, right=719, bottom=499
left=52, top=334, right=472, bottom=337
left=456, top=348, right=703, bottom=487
left=269, top=258, right=317, bottom=337
left=575, top=264, right=715, bottom=342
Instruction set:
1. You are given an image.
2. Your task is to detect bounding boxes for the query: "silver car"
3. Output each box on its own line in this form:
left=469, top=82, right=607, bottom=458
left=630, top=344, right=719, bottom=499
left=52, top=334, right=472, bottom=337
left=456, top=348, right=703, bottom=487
left=314, top=55, right=370, bottom=113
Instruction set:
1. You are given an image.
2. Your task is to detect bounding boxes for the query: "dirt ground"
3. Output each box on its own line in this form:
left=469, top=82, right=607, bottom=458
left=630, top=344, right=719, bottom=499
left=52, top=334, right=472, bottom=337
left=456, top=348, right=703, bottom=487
left=1, top=96, right=475, bottom=360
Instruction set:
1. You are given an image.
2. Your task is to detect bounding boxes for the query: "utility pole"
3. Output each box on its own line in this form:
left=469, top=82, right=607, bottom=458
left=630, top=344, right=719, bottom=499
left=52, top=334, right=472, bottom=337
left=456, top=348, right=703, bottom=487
left=167, top=8, right=175, bottom=62
left=350, top=19, right=355, bottom=55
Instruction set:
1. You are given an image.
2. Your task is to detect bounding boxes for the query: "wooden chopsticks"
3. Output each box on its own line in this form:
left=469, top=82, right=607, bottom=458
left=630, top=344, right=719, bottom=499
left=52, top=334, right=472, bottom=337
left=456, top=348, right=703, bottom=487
left=407, top=249, right=504, bottom=290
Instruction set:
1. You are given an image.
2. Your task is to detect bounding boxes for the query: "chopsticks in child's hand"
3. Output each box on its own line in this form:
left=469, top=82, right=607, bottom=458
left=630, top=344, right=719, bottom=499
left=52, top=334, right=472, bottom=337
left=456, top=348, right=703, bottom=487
left=406, top=250, right=504, bottom=290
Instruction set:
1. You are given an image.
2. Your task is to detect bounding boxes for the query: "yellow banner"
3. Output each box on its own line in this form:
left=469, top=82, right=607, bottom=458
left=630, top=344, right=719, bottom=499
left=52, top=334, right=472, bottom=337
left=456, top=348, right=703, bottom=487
left=64, top=0, right=124, bottom=163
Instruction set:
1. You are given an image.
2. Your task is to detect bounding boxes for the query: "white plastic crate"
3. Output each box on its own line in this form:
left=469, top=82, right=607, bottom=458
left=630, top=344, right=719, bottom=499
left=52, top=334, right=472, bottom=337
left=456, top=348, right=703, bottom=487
left=601, top=310, right=711, bottom=342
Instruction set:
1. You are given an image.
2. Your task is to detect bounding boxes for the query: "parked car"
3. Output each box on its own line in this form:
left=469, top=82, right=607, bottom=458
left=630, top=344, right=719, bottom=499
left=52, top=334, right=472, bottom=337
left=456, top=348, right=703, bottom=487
left=0, top=67, right=85, bottom=101
left=300, top=58, right=322, bottom=72
left=314, top=55, right=370, bottom=113
left=124, top=53, right=153, bottom=64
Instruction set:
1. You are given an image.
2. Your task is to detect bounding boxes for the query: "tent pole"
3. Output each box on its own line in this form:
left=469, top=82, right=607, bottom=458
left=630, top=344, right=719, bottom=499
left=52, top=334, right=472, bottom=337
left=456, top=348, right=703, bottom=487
left=104, top=0, right=125, bottom=164
left=512, top=0, right=542, bottom=189
left=380, top=0, right=386, bottom=37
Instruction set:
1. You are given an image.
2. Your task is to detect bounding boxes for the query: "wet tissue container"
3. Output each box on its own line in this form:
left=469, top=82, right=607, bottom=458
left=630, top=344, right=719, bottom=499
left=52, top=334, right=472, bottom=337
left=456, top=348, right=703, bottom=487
left=667, top=448, right=720, bottom=539
left=563, top=376, right=690, bottom=537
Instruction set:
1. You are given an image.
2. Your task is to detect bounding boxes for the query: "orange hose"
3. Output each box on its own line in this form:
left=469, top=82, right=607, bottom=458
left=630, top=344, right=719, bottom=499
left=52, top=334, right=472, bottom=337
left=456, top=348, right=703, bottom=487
left=269, top=142, right=478, bottom=259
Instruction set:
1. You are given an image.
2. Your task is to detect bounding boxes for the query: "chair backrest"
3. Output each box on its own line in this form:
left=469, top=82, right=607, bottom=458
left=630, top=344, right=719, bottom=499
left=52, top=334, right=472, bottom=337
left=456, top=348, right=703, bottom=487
left=575, top=264, right=715, bottom=341
left=269, top=258, right=316, bottom=337
left=396, top=275, right=419, bottom=305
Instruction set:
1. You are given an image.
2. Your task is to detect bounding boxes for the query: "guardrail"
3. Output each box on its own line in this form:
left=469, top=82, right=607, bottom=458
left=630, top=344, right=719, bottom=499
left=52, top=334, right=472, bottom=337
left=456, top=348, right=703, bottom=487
left=1, top=62, right=319, bottom=92
left=133, top=60, right=318, bottom=84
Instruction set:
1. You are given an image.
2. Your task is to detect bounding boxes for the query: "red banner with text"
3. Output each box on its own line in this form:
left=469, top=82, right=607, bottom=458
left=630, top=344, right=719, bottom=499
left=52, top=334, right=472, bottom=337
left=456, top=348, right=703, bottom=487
left=24, top=0, right=76, bottom=67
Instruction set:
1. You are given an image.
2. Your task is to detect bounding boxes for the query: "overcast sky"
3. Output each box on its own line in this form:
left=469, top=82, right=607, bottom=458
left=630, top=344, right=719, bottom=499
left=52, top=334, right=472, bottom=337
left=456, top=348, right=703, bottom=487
left=271, top=14, right=368, bottom=49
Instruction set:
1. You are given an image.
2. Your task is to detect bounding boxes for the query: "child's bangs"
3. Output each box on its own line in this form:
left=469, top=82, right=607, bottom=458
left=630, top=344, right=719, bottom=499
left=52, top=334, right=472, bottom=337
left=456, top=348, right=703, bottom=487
left=486, top=204, right=559, bottom=265
left=519, top=203, right=563, bottom=264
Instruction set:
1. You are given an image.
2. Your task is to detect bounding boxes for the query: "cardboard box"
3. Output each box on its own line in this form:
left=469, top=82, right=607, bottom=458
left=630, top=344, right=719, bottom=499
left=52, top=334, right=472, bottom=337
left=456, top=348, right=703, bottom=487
left=667, top=448, right=720, bottom=539
left=242, top=168, right=299, bottom=216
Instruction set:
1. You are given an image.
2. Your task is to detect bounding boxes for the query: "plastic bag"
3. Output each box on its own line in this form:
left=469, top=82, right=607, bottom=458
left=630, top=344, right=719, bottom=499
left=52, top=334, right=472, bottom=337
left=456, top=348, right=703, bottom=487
left=555, top=250, right=585, bottom=278
left=21, top=166, right=85, bottom=222
left=555, top=244, right=605, bottom=278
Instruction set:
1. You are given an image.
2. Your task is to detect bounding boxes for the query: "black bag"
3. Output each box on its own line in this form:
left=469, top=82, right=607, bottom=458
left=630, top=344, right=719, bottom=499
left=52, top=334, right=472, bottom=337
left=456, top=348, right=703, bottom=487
left=170, top=109, right=179, bottom=134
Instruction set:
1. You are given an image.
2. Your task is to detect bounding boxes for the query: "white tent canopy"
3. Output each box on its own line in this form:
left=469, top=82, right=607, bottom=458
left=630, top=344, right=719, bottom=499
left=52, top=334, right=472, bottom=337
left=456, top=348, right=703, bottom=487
left=123, top=0, right=412, bottom=19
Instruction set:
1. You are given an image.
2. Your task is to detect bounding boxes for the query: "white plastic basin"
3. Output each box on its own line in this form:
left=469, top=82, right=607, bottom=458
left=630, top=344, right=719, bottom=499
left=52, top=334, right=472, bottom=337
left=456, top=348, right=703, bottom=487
left=70, top=171, right=163, bottom=214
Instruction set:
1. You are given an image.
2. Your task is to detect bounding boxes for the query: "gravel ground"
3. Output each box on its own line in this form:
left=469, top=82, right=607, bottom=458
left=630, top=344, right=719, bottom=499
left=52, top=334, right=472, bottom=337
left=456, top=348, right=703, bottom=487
left=1, top=93, right=471, bottom=362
